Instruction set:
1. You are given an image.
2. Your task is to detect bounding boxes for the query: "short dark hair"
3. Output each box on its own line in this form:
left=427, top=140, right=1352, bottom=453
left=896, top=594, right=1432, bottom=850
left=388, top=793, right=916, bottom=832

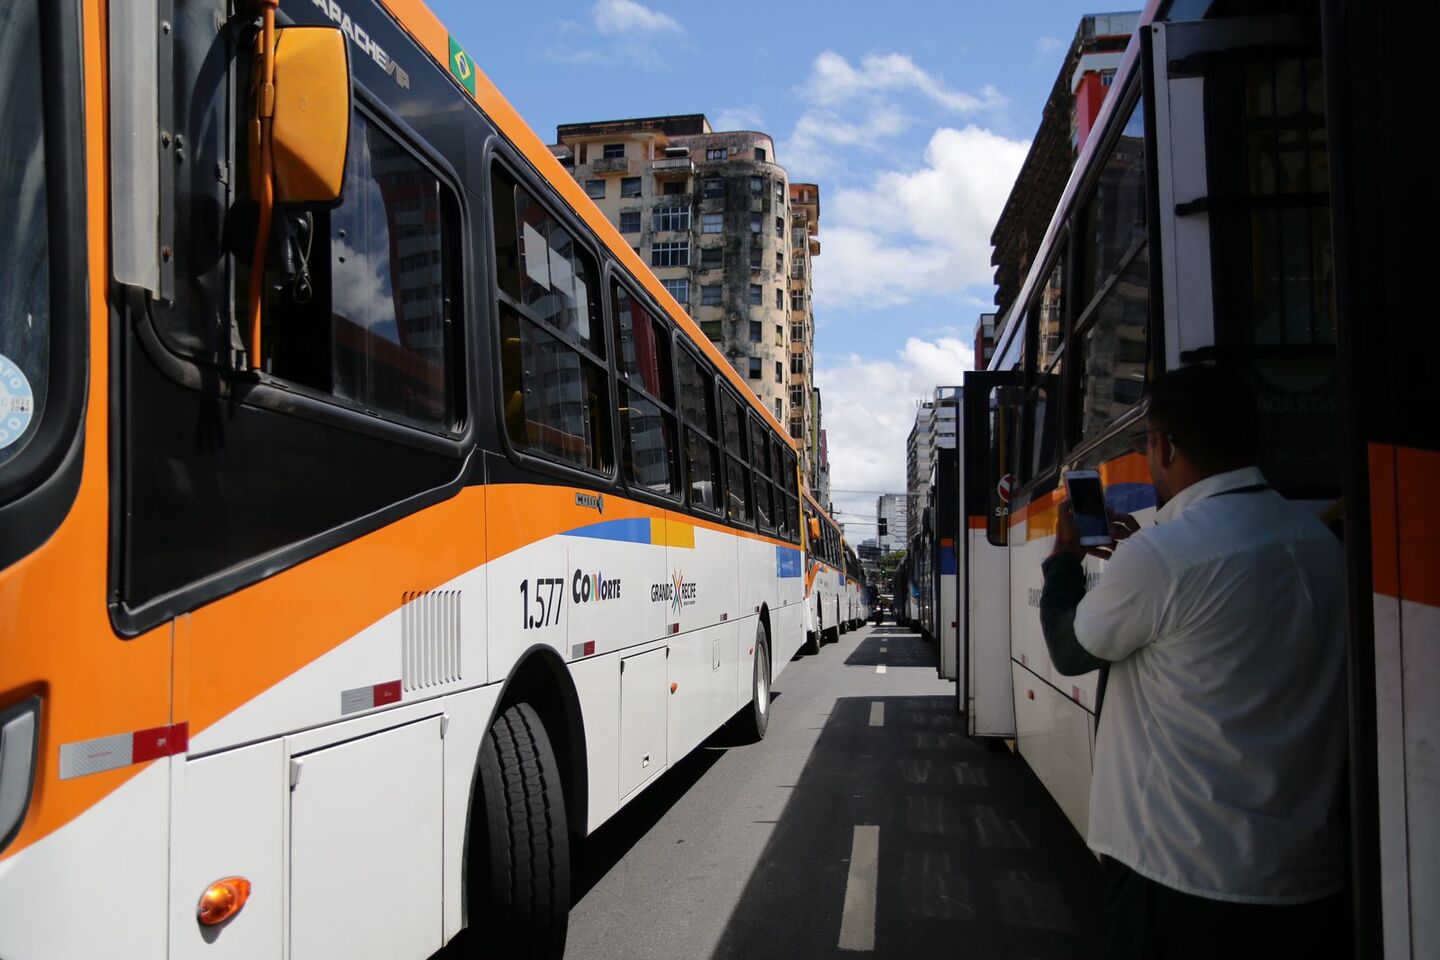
left=1144, top=364, right=1259, bottom=471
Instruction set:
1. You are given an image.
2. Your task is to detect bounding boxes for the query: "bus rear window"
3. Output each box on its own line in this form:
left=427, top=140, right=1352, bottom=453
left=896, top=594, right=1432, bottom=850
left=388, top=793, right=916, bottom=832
left=0, top=0, right=49, bottom=468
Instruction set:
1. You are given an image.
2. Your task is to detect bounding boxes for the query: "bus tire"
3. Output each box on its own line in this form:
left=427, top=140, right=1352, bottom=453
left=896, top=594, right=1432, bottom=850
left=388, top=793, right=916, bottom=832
left=735, top=622, right=771, bottom=742
left=802, top=625, right=820, bottom=655
left=468, top=702, right=570, bottom=960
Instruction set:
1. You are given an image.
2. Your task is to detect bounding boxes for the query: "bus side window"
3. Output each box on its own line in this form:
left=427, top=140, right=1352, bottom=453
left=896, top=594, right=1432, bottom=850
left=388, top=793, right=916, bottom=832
left=750, top=418, right=774, bottom=532
left=492, top=165, right=613, bottom=475
left=265, top=109, right=462, bottom=432
left=1027, top=256, right=1065, bottom=479
left=675, top=347, right=722, bottom=513
left=783, top=451, right=799, bottom=543
left=986, top=386, right=1018, bottom=547
left=611, top=283, right=678, bottom=495
left=719, top=390, right=753, bottom=525
left=1071, top=94, right=1149, bottom=445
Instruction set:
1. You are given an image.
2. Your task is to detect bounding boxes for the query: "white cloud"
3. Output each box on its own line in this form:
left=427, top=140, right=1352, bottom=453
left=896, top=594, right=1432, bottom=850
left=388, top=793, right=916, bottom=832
left=783, top=51, right=1006, bottom=177
left=711, top=105, right=767, bottom=132
left=817, top=336, right=975, bottom=537
left=592, top=0, right=681, bottom=36
left=812, top=124, right=1030, bottom=310
left=804, top=52, right=1004, bottom=114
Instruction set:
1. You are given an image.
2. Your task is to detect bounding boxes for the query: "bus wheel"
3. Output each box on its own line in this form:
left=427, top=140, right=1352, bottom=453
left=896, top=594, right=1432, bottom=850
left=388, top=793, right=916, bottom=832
left=467, top=702, right=570, bottom=960
left=802, top=624, right=820, bottom=655
left=735, top=622, right=771, bottom=742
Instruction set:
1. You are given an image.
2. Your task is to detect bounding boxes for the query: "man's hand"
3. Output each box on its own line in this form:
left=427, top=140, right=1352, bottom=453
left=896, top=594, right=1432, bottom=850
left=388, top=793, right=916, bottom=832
left=1053, top=501, right=1140, bottom=561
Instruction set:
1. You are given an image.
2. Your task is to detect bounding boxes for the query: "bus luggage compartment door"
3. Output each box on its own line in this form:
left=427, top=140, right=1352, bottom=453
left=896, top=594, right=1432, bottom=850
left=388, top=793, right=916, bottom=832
left=289, top=717, right=443, bottom=960
left=619, top=647, right=669, bottom=799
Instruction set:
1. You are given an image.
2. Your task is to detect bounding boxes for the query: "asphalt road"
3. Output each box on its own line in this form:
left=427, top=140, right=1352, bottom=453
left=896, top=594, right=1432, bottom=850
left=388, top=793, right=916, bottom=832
left=564, top=621, right=1104, bottom=959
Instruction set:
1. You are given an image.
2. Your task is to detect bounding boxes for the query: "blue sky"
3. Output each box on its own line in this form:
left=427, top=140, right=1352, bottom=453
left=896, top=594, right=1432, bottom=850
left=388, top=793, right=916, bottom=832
left=429, top=0, right=1097, bottom=534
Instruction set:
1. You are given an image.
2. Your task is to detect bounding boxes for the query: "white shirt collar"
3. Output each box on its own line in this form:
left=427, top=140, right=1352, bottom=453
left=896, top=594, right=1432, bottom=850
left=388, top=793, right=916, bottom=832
left=1154, top=466, right=1267, bottom=525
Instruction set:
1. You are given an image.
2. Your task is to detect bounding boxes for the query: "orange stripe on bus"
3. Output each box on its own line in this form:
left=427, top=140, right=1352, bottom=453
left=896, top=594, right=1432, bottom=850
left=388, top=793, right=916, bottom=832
left=1372, top=442, right=1440, bottom=608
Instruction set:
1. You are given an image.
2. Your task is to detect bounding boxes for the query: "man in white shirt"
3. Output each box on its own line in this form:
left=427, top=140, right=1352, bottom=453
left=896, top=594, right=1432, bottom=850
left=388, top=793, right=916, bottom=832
left=1039, top=365, right=1348, bottom=958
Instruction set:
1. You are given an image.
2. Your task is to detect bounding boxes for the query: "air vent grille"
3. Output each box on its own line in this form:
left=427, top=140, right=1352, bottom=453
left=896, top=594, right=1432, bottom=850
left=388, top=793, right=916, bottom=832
left=402, top=591, right=461, bottom=692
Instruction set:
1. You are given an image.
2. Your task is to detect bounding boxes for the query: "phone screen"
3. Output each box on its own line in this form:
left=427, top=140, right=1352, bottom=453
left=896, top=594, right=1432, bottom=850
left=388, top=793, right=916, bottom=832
left=1066, top=475, right=1111, bottom=542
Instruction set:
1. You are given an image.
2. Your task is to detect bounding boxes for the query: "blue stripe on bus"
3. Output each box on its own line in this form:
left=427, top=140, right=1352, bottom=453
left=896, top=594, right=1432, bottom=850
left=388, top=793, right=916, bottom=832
left=1105, top=482, right=1158, bottom=516
left=939, top=544, right=958, bottom=575
left=561, top=517, right=653, bottom=544
left=776, top=546, right=802, bottom=578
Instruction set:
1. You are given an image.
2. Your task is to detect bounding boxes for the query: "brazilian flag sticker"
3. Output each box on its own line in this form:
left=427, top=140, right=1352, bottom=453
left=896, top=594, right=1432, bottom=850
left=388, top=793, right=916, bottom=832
left=448, top=36, right=476, bottom=96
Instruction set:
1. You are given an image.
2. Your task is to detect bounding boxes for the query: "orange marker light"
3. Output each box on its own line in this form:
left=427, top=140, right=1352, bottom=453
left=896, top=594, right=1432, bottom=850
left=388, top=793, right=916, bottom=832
left=197, top=877, right=252, bottom=927
left=670, top=682, right=679, bottom=694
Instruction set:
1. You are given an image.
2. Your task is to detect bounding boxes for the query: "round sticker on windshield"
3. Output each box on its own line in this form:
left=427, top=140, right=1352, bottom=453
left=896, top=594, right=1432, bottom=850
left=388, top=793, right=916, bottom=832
left=0, top=353, right=36, bottom=450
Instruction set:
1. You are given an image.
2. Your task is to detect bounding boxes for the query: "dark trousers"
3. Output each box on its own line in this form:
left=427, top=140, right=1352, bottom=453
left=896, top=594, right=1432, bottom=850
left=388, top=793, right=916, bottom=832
left=1101, top=857, right=1351, bottom=959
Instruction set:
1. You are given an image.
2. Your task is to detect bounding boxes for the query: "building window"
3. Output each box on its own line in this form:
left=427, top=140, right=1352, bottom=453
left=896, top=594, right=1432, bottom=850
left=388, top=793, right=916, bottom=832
left=602, top=143, right=625, bottom=159
left=701, top=319, right=722, bottom=341
left=775, top=181, right=785, bottom=203
left=791, top=322, right=804, bottom=341
left=662, top=180, right=686, bottom=196
left=775, top=216, right=784, bottom=238
left=791, top=263, right=805, bottom=280
left=776, top=251, right=784, bottom=272
left=775, top=323, right=783, bottom=346
left=701, top=212, right=723, bottom=234
left=748, top=286, right=762, bottom=308
left=701, top=284, right=722, bottom=306
left=619, top=210, right=641, bottom=233
left=791, top=292, right=804, bottom=311
left=792, top=226, right=806, bottom=247
left=700, top=246, right=722, bottom=269
left=750, top=176, right=763, bottom=195
left=774, top=361, right=783, bottom=383
left=749, top=246, right=762, bottom=269
left=651, top=241, right=690, bottom=268
left=662, top=277, right=689, bottom=304
left=1100, top=69, right=1116, bottom=88
left=774, top=398, right=782, bottom=419
left=585, top=179, right=605, bottom=199
left=754, top=146, right=767, bottom=162
left=703, top=177, right=724, bottom=198
left=706, top=147, right=728, bottom=161
left=749, top=213, right=762, bottom=234
left=791, top=355, right=804, bottom=374
left=790, top=418, right=802, bottom=439
left=652, top=204, right=691, bottom=232
left=748, top=320, right=762, bottom=343
left=775, top=288, right=783, bottom=309
left=621, top=176, right=642, bottom=198
left=790, top=386, right=804, bottom=407
left=748, top=357, right=761, bottom=379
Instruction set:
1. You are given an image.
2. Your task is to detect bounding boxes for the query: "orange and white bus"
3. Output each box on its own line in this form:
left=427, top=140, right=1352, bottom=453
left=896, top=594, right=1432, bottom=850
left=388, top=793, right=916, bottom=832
left=959, top=0, right=1435, bottom=953
left=0, top=1, right=810, bottom=957
left=800, top=492, right=851, bottom=652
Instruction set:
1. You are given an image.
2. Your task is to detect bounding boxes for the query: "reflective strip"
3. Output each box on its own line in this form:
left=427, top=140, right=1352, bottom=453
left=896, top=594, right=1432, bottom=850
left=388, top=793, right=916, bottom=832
left=340, top=680, right=404, bottom=715
left=59, top=723, right=189, bottom=780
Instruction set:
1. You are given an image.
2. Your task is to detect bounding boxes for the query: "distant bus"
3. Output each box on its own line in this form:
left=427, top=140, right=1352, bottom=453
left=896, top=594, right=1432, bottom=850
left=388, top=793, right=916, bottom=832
left=0, top=1, right=811, bottom=957
left=801, top=492, right=850, bottom=651
left=962, top=0, right=1436, bottom=953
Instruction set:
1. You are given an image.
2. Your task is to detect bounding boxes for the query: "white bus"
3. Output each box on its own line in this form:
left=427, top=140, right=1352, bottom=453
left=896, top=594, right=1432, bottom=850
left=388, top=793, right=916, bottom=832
left=966, top=0, right=1437, bottom=953
left=0, top=1, right=812, bottom=957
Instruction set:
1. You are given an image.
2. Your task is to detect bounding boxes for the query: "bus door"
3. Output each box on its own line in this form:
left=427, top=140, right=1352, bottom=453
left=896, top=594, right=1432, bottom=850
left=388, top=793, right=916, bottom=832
left=959, top=371, right=1020, bottom=734
left=1146, top=17, right=1338, bottom=497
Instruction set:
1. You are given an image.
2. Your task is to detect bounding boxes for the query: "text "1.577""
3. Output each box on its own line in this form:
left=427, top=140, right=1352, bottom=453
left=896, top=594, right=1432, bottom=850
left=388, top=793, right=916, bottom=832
left=520, top=577, right=564, bottom=629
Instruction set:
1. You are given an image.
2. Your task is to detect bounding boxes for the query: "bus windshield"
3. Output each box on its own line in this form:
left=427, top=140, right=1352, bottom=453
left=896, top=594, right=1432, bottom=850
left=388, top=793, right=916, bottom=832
left=0, top=0, right=50, bottom=470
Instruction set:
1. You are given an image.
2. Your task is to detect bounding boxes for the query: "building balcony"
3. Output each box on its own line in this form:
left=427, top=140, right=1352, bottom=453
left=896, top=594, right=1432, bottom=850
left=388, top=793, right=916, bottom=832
left=651, top=157, right=696, bottom=177
left=590, top=157, right=632, bottom=175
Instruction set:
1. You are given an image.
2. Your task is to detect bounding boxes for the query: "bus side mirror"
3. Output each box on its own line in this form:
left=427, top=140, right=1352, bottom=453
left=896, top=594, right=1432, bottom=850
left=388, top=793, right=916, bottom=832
left=251, top=26, right=351, bottom=205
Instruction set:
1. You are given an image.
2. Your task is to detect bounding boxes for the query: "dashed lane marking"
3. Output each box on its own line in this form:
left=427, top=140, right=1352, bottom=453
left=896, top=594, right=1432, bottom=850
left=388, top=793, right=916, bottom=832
left=869, top=702, right=885, bottom=727
left=838, top=824, right=880, bottom=951
left=876, top=665, right=887, bottom=675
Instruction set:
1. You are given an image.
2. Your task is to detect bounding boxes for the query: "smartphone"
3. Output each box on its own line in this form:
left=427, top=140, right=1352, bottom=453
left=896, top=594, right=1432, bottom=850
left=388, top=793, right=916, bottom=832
left=1064, top=470, right=1114, bottom=547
